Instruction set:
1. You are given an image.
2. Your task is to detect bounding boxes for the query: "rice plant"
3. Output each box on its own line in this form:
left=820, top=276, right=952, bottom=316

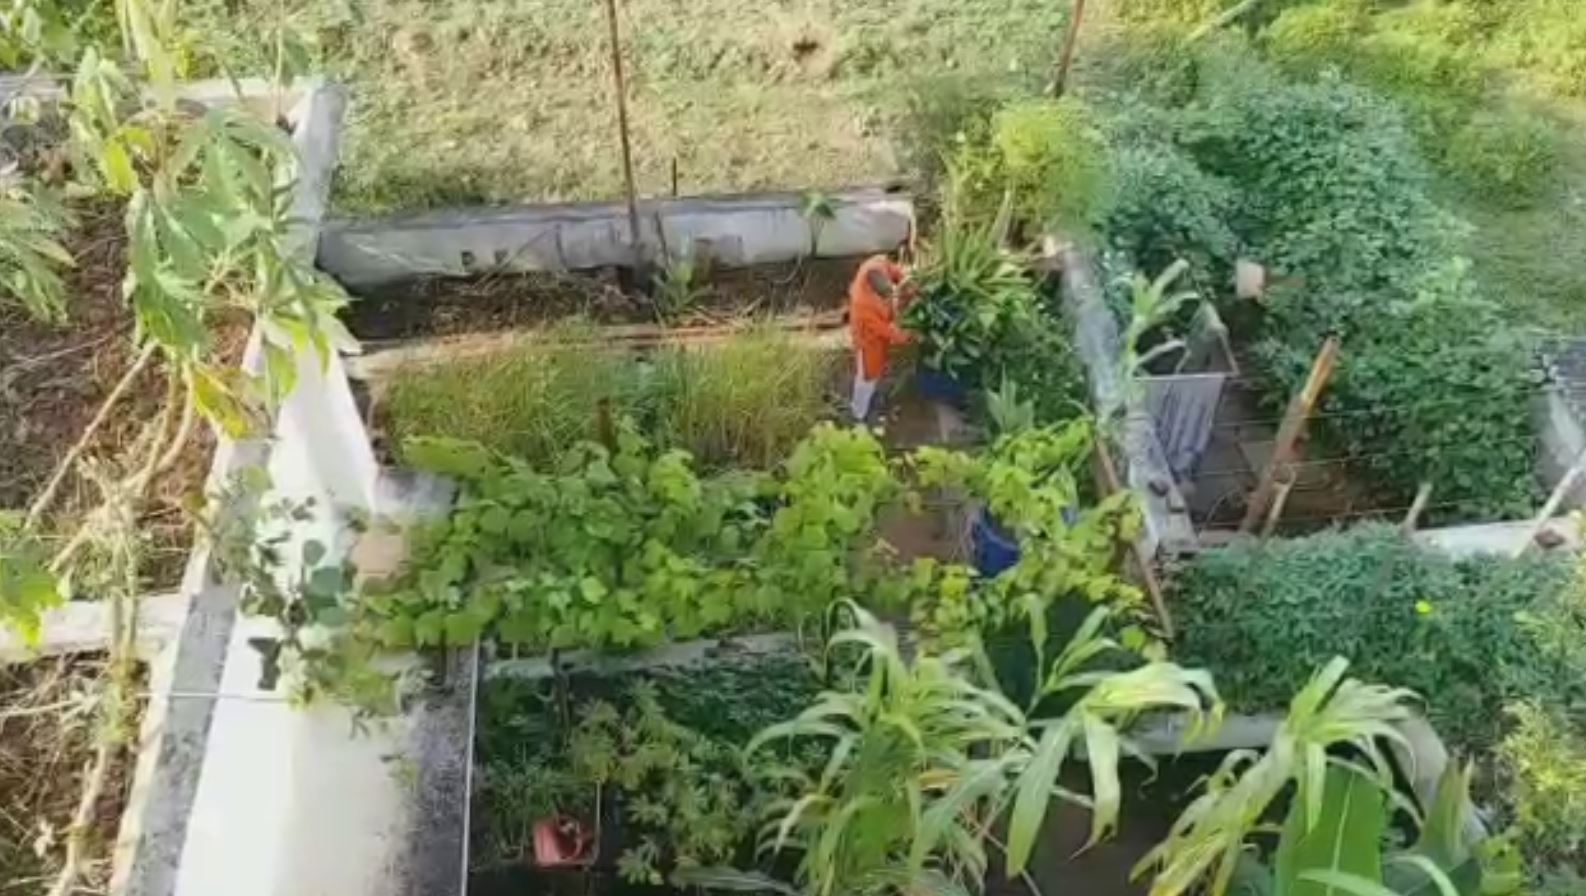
left=382, top=324, right=840, bottom=470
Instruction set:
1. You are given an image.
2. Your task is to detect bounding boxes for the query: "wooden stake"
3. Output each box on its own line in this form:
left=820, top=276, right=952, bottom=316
left=1239, top=335, right=1340, bottom=533
left=1259, top=467, right=1295, bottom=540
left=602, top=0, right=643, bottom=268
left=1047, top=0, right=1087, bottom=97
left=1400, top=482, right=1433, bottom=535
left=1517, top=447, right=1586, bottom=556
left=1095, top=439, right=1175, bottom=640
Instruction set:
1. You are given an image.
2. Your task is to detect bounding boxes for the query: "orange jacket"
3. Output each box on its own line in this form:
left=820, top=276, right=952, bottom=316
left=849, top=255, right=910, bottom=380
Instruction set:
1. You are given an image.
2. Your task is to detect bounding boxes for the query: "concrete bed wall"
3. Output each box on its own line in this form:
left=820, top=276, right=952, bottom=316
left=317, top=187, right=915, bottom=287
left=1053, top=241, right=1197, bottom=557
left=87, top=80, right=470, bottom=896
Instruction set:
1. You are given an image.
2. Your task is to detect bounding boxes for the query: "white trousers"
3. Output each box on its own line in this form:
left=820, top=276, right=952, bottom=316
left=851, top=366, right=879, bottom=422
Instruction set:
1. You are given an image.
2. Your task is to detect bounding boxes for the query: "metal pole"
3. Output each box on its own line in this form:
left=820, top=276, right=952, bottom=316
left=602, top=0, right=643, bottom=267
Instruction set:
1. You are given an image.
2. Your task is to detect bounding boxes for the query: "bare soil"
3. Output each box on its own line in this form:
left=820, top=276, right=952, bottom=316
left=342, top=256, right=863, bottom=342
left=0, top=201, right=236, bottom=587
left=0, top=654, right=146, bottom=896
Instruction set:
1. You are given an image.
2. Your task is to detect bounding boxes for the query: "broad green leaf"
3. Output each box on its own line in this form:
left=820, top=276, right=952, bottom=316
left=1275, top=766, right=1387, bottom=896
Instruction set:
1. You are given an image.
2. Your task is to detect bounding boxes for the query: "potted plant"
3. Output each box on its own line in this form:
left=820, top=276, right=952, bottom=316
left=904, top=218, right=1037, bottom=407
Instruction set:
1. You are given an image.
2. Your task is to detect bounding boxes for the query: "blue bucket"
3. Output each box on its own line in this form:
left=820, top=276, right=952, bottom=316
left=917, top=367, right=969, bottom=406
left=971, top=509, right=1021, bottom=577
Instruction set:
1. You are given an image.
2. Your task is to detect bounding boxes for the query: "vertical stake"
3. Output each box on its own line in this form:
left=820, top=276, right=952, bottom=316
left=1400, top=482, right=1434, bottom=535
left=1259, top=467, right=1296, bottom=540
left=595, top=397, right=617, bottom=453
left=1094, top=439, right=1175, bottom=640
left=1048, top=0, right=1087, bottom=97
left=1240, top=335, right=1340, bottom=533
left=670, top=156, right=679, bottom=197
left=602, top=0, right=643, bottom=269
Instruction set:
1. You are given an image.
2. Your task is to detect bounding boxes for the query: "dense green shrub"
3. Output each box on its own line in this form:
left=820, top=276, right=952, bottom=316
left=1184, top=71, right=1460, bottom=296
left=1124, top=62, right=1542, bottom=516
left=1100, top=142, right=1241, bottom=278
left=1173, top=525, right=1585, bottom=751
left=1445, top=108, right=1561, bottom=204
left=1253, top=269, right=1541, bottom=517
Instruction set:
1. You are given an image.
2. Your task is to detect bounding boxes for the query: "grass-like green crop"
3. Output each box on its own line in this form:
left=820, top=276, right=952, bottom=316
left=380, top=324, right=841, bottom=469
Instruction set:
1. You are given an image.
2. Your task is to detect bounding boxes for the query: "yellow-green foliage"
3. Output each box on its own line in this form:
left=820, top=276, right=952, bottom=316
left=1498, top=701, right=1586, bottom=867
left=949, top=97, right=1112, bottom=234
left=646, top=331, right=841, bottom=470
left=381, top=326, right=838, bottom=470
left=1486, top=0, right=1586, bottom=98
left=1111, top=0, right=1224, bottom=24
left=1446, top=107, right=1560, bottom=201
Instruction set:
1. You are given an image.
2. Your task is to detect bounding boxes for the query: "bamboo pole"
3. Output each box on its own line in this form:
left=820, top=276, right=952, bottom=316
left=602, top=0, right=643, bottom=268
left=1239, top=335, right=1340, bottom=532
left=1047, top=0, right=1087, bottom=97
left=1517, top=448, right=1586, bottom=556
left=1259, top=467, right=1295, bottom=540
left=1094, top=440, right=1175, bottom=640
left=1400, top=482, right=1433, bottom=535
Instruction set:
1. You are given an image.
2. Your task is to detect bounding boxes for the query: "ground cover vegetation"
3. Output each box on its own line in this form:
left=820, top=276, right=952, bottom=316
left=168, top=0, right=1071, bottom=212
left=379, top=325, right=841, bottom=471
left=1173, top=524, right=1586, bottom=887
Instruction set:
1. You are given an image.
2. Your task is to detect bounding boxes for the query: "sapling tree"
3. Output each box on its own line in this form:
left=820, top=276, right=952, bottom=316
left=0, top=0, right=349, bottom=888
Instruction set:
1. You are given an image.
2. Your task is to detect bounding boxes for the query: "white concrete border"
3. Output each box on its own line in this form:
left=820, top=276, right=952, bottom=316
left=317, top=187, right=915, bottom=287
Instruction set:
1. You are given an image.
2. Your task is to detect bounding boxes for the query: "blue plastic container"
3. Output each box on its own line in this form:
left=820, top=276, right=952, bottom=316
left=971, top=509, right=1021, bottom=577
left=917, top=367, right=969, bottom=406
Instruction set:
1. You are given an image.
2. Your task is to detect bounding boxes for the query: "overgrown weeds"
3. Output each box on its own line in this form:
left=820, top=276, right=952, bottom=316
left=380, top=325, right=839, bottom=470
left=0, top=655, right=143, bottom=896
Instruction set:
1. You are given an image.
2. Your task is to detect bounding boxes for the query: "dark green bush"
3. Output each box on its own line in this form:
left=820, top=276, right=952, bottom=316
left=1101, top=142, right=1241, bottom=279
left=1173, top=524, right=1585, bottom=751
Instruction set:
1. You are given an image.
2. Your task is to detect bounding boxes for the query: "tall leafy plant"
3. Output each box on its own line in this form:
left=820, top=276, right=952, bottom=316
left=685, top=603, right=1218, bottom=896
left=1136, top=657, right=1419, bottom=896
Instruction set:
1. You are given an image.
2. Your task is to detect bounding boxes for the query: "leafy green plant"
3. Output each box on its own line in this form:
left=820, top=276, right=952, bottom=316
left=0, top=509, right=59, bottom=644
left=903, top=218, right=1035, bottom=386
left=0, top=181, right=73, bottom=323
left=653, top=256, right=711, bottom=318
left=1138, top=657, right=1419, bottom=896
left=1496, top=701, right=1586, bottom=872
left=984, top=375, right=1037, bottom=435
left=911, top=421, right=1149, bottom=647
left=1209, top=762, right=1518, bottom=896
left=989, top=98, right=1112, bottom=236
left=474, top=675, right=776, bottom=880
left=720, top=603, right=1216, bottom=896
left=578, top=683, right=768, bottom=884
left=1101, top=142, right=1240, bottom=280
left=1173, top=525, right=1585, bottom=752
left=361, top=423, right=909, bottom=654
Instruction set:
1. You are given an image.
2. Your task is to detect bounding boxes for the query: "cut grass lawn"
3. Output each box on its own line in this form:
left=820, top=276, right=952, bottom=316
left=377, top=325, right=842, bottom=469
left=192, top=0, right=1070, bottom=212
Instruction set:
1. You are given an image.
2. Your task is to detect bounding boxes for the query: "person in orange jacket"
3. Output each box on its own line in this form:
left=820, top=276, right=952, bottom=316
left=848, top=254, right=913, bottom=422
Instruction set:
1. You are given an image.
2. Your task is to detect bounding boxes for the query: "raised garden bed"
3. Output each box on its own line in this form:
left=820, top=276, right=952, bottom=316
left=0, top=653, right=146, bottom=895
left=0, top=200, right=241, bottom=587
left=341, top=257, right=863, bottom=343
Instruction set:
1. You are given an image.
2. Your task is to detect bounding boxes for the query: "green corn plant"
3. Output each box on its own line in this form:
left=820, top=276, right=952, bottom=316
left=1205, top=762, right=1522, bottom=896
left=684, top=602, right=1217, bottom=896
left=1136, top=657, right=1422, bottom=896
